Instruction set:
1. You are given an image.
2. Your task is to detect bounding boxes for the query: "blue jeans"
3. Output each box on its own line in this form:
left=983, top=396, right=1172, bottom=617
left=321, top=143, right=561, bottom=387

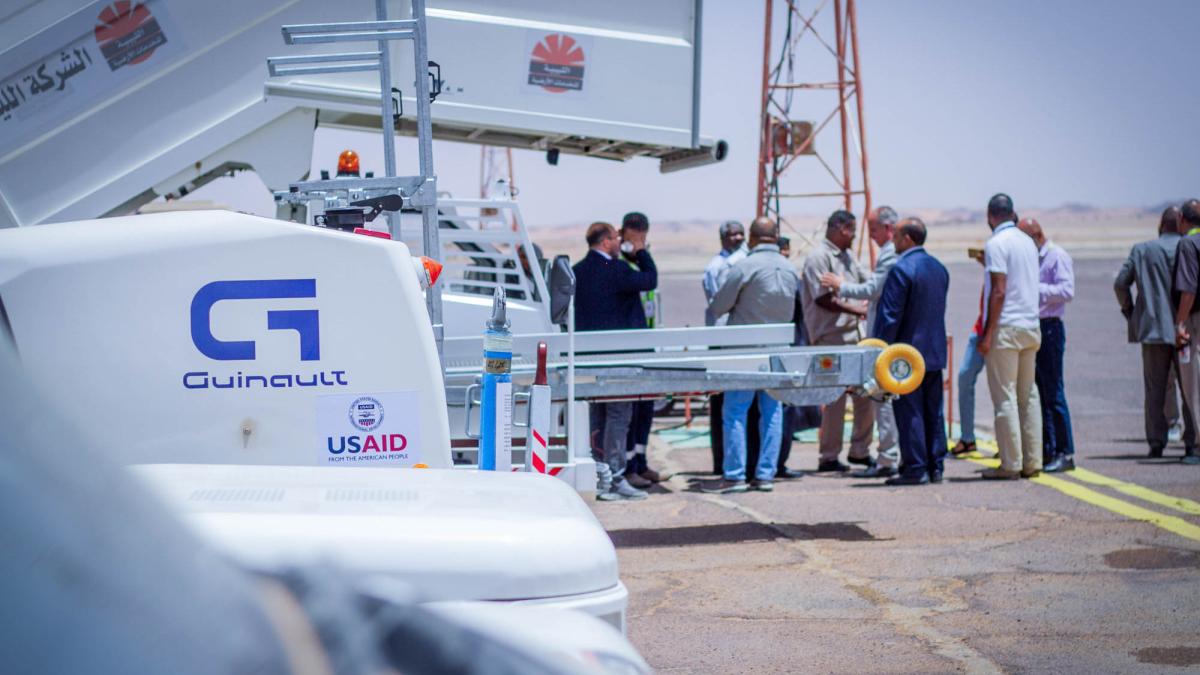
left=723, top=390, right=782, bottom=481
left=957, top=333, right=986, bottom=442
left=1035, top=317, right=1075, bottom=459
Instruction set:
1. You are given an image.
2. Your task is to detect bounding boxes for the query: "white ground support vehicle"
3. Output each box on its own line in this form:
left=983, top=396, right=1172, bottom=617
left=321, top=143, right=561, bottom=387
left=0, top=211, right=634, bottom=638
left=0, top=332, right=649, bottom=675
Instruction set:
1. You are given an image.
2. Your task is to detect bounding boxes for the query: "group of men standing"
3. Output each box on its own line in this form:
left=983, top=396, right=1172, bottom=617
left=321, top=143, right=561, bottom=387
left=1115, top=199, right=1200, bottom=464
left=946, top=195, right=1078, bottom=478
left=575, top=193, right=1128, bottom=501
left=699, top=208, right=952, bottom=492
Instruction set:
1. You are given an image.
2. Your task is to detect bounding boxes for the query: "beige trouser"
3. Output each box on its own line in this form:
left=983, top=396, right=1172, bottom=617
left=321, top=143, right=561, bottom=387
left=818, top=391, right=875, bottom=462
left=985, top=325, right=1043, bottom=472
left=1177, top=314, right=1200, bottom=440
left=816, top=331, right=874, bottom=462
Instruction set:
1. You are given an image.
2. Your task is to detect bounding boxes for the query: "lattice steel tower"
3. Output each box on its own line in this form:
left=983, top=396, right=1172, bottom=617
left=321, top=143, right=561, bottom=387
left=756, top=0, right=875, bottom=261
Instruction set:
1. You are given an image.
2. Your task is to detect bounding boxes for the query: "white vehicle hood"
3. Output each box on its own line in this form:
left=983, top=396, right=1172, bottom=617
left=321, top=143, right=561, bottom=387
left=132, top=464, right=618, bottom=602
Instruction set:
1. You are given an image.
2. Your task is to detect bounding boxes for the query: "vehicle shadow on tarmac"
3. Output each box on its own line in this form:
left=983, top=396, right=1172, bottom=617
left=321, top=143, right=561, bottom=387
left=1090, top=453, right=1188, bottom=464
left=607, top=521, right=881, bottom=548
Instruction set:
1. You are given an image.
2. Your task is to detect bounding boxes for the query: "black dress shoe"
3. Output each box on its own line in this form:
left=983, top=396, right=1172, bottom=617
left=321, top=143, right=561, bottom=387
left=851, top=464, right=897, bottom=479
left=776, top=467, right=805, bottom=480
left=929, top=471, right=944, bottom=484
left=1043, top=455, right=1075, bottom=473
left=816, top=460, right=851, bottom=472
left=885, top=473, right=930, bottom=486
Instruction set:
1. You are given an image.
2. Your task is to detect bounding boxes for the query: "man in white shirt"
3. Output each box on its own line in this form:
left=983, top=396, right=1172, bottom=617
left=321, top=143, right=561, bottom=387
left=977, top=194, right=1044, bottom=479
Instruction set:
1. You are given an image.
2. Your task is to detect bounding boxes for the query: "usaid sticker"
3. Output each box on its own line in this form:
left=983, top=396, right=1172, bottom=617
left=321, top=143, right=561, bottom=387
left=317, top=391, right=421, bottom=467
left=349, top=396, right=384, bottom=431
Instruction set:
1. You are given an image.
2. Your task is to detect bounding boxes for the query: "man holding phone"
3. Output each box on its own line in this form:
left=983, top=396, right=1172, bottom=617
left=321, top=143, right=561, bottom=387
left=619, top=212, right=665, bottom=486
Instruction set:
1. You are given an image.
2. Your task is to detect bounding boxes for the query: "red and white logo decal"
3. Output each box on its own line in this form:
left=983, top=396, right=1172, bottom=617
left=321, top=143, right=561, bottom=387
left=527, top=34, right=585, bottom=93
left=94, top=1, right=168, bottom=71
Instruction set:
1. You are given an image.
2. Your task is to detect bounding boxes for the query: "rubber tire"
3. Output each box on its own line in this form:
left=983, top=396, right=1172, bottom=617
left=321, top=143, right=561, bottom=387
left=875, top=343, right=925, bottom=396
left=858, top=337, right=888, bottom=349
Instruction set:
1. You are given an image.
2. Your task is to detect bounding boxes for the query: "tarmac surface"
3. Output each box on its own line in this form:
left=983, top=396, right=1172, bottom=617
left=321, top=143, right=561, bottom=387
left=590, top=258, right=1200, bottom=673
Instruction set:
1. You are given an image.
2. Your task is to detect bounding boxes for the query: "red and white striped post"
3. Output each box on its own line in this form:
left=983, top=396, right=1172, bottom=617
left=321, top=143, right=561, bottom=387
left=524, top=341, right=551, bottom=473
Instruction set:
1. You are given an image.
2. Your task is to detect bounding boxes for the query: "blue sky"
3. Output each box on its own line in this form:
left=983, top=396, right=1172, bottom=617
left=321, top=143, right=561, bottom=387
left=199, top=0, right=1200, bottom=226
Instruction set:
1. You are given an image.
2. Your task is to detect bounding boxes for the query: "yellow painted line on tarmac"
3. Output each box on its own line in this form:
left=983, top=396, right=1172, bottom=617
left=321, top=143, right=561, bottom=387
left=956, top=440, right=1200, bottom=542
left=1028, top=473, right=1200, bottom=542
left=1069, top=467, right=1200, bottom=516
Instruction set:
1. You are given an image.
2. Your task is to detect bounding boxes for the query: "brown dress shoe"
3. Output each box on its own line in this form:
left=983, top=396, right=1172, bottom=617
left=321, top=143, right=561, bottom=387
left=1020, top=468, right=1042, bottom=479
left=625, top=473, right=653, bottom=489
left=639, top=468, right=664, bottom=483
left=980, top=467, right=1020, bottom=480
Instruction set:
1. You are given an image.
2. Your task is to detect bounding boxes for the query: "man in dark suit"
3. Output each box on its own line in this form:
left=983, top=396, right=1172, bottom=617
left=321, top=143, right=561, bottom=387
left=873, top=217, right=950, bottom=486
left=573, top=221, right=658, bottom=500
left=1115, top=206, right=1193, bottom=458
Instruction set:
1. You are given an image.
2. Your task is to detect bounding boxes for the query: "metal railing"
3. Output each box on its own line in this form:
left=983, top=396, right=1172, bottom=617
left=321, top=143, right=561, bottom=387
left=398, top=198, right=551, bottom=310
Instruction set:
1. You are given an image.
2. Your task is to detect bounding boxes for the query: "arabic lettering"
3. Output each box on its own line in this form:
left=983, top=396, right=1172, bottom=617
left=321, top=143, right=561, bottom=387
left=55, top=48, right=90, bottom=90
left=0, top=83, right=26, bottom=120
left=1, top=44, right=95, bottom=121
left=25, top=64, right=55, bottom=94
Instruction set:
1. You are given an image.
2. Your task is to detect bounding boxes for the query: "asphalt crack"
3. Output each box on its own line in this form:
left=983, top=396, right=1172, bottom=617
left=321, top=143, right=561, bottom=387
left=655, top=444, right=1003, bottom=674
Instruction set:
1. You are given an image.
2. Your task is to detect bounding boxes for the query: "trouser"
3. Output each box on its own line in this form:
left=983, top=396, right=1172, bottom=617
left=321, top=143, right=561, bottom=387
left=1166, top=363, right=1181, bottom=430
left=723, top=390, right=782, bottom=481
left=1034, top=317, right=1075, bottom=461
left=894, top=370, right=947, bottom=479
left=1176, top=314, right=1200, bottom=451
left=711, top=393, right=760, bottom=473
left=625, top=400, right=655, bottom=475
left=957, top=333, right=986, bottom=443
left=589, top=401, right=633, bottom=480
left=818, top=389, right=875, bottom=462
left=763, top=404, right=821, bottom=473
left=775, top=405, right=796, bottom=472
left=875, top=399, right=899, bottom=468
left=986, top=325, right=1043, bottom=473
left=1143, top=343, right=1196, bottom=450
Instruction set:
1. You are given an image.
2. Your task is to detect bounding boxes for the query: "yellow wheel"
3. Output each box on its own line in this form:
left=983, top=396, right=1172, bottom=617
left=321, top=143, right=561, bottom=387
left=858, top=338, right=887, bottom=349
left=875, top=343, right=925, bottom=396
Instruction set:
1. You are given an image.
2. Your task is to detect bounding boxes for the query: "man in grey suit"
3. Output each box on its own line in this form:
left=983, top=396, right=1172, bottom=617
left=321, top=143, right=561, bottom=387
left=1115, top=206, right=1195, bottom=457
left=820, top=205, right=901, bottom=477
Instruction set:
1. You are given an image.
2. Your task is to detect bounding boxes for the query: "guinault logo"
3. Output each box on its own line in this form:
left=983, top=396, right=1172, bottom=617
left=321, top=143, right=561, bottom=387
left=183, top=279, right=349, bottom=391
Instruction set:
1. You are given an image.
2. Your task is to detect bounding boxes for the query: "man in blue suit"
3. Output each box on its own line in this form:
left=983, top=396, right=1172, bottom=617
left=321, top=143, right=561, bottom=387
left=873, top=217, right=951, bottom=485
left=573, top=221, right=658, bottom=500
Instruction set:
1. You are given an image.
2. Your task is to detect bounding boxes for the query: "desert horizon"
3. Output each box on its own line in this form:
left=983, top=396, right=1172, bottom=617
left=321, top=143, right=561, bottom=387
left=527, top=202, right=1171, bottom=273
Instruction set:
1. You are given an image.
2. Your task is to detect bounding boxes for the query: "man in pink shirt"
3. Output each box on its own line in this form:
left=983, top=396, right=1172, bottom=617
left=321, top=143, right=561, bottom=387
left=1019, top=218, right=1076, bottom=472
